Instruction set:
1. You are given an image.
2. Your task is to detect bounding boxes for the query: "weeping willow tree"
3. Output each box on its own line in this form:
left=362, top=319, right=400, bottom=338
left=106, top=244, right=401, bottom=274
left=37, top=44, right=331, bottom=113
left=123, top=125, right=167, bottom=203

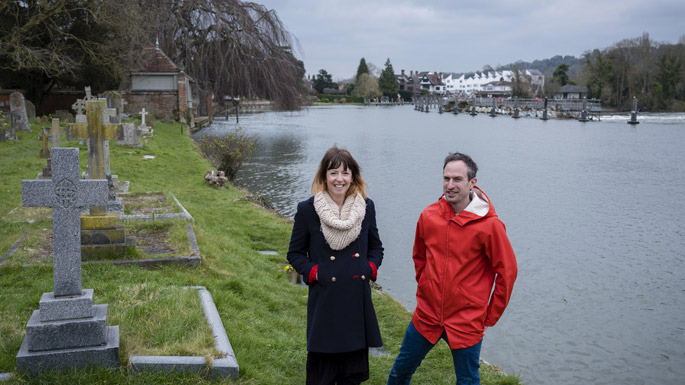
left=149, top=0, right=305, bottom=110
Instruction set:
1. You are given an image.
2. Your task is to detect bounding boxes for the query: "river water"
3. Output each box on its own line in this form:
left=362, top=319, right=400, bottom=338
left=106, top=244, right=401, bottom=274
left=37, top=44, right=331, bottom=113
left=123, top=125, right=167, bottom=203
left=198, top=106, right=685, bottom=385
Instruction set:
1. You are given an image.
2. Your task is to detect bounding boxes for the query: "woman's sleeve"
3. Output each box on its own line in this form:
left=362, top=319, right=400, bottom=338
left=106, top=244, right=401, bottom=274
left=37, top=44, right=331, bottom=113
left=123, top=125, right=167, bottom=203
left=366, top=199, right=384, bottom=269
left=287, top=202, right=317, bottom=284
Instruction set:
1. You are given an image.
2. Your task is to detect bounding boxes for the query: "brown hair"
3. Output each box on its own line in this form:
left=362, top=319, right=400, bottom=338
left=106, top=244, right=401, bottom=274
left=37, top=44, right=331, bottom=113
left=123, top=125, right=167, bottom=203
left=311, top=146, right=367, bottom=198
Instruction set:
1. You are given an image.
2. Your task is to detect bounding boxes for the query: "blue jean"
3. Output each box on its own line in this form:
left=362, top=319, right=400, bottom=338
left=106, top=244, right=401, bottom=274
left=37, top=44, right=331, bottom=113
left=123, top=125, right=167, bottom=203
left=387, top=321, right=482, bottom=385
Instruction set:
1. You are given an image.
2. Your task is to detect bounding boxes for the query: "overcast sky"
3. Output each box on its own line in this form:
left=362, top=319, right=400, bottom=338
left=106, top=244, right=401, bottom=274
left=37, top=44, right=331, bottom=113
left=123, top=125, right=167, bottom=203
left=256, top=0, right=684, bottom=81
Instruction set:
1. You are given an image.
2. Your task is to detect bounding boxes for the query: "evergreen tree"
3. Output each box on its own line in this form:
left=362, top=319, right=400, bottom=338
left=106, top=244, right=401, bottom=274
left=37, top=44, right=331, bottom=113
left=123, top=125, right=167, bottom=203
left=356, top=58, right=369, bottom=80
left=379, top=58, right=398, bottom=97
left=552, top=63, right=571, bottom=86
left=313, top=69, right=336, bottom=93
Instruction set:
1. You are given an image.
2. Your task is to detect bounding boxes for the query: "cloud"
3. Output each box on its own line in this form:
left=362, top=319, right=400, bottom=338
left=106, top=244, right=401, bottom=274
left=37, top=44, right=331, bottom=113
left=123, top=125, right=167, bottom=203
left=260, top=0, right=685, bottom=78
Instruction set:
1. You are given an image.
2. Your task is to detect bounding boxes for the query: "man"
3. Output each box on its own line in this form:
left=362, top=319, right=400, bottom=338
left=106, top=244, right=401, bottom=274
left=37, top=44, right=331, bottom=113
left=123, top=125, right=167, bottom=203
left=387, top=152, right=518, bottom=385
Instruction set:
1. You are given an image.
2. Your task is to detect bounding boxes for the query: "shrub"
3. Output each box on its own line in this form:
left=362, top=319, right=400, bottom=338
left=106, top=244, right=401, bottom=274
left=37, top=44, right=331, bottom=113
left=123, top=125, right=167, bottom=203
left=195, top=127, right=256, bottom=180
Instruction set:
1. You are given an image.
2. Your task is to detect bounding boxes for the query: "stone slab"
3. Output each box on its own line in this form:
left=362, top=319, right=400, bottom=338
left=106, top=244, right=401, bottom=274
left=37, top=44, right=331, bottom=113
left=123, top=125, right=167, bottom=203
left=16, top=325, right=119, bottom=375
left=26, top=304, right=108, bottom=351
left=39, top=289, right=95, bottom=322
left=81, top=214, right=118, bottom=229
left=81, top=227, right=126, bottom=244
left=128, top=356, right=207, bottom=375
left=80, top=238, right=133, bottom=260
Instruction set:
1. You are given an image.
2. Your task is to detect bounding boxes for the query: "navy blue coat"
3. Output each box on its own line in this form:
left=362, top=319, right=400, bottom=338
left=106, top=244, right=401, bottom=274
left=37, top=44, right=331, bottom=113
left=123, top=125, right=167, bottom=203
left=287, top=196, right=384, bottom=353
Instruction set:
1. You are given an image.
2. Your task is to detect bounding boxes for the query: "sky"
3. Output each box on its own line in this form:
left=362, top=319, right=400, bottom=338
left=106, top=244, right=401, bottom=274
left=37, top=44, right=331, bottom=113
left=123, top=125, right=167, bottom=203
left=256, top=0, right=685, bottom=81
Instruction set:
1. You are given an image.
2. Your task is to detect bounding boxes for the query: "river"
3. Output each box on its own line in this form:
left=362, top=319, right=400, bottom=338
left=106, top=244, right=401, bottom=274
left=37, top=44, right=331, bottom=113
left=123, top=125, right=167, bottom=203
left=197, top=105, right=685, bottom=385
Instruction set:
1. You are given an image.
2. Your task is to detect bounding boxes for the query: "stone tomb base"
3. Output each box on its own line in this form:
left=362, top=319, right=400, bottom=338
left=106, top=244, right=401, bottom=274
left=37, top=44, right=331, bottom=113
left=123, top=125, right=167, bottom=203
left=16, top=289, right=120, bottom=375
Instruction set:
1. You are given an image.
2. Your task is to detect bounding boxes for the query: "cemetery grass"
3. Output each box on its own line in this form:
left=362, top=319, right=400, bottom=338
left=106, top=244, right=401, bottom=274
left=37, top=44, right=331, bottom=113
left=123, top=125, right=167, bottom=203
left=0, top=120, right=522, bottom=384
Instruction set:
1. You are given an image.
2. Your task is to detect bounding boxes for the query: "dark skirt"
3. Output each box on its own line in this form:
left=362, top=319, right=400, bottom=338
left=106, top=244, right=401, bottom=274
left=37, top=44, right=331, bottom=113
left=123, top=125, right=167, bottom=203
left=306, top=348, right=369, bottom=385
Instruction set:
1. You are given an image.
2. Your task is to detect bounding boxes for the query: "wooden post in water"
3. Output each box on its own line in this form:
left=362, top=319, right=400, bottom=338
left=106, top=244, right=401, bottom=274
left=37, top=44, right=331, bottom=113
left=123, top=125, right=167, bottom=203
left=512, top=97, right=520, bottom=119
left=541, top=97, right=549, bottom=121
left=579, top=98, right=589, bottom=122
left=628, top=96, right=639, bottom=125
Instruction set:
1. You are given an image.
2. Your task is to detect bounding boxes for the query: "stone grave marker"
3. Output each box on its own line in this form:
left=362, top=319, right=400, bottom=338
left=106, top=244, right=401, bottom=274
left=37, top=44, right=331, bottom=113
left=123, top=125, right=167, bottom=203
left=117, top=122, right=142, bottom=147
left=51, top=118, right=61, bottom=148
left=25, top=99, right=36, bottom=120
left=8, top=111, right=18, bottom=139
left=10, top=92, right=30, bottom=131
left=72, top=99, right=87, bottom=123
left=67, top=100, right=122, bottom=181
left=66, top=99, right=129, bottom=254
left=54, top=110, right=74, bottom=123
left=17, top=147, right=120, bottom=374
left=84, top=86, right=96, bottom=101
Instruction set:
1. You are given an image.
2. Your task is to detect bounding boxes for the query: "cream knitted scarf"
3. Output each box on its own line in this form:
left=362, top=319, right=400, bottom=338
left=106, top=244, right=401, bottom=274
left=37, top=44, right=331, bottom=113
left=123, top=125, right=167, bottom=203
left=314, top=191, right=366, bottom=250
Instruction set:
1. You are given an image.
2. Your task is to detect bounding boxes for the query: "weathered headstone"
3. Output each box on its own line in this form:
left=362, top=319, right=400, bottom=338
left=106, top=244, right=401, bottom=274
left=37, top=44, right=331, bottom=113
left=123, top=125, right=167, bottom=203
left=17, top=147, right=120, bottom=375
left=72, top=98, right=87, bottom=124
left=117, top=122, right=142, bottom=147
left=9, top=111, right=18, bottom=139
left=10, top=92, right=30, bottom=131
left=67, top=100, right=122, bottom=181
left=54, top=110, right=74, bottom=123
left=66, top=100, right=129, bottom=254
left=38, top=128, right=50, bottom=159
left=51, top=118, right=61, bottom=148
left=84, top=86, right=96, bottom=102
left=119, top=98, right=128, bottom=121
left=25, top=100, right=36, bottom=120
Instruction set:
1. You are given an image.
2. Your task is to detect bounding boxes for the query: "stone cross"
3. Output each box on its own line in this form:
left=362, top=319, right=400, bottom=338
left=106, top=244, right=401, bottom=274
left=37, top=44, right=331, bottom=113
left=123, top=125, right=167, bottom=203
left=84, top=86, right=96, bottom=101
left=51, top=118, right=61, bottom=148
left=66, top=100, right=123, bottom=180
left=22, top=148, right=108, bottom=296
left=140, top=108, right=148, bottom=127
left=119, top=98, right=127, bottom=114
left=72, top=99, right=86, bottom=115
left=38, top=127, right=50, bottom=159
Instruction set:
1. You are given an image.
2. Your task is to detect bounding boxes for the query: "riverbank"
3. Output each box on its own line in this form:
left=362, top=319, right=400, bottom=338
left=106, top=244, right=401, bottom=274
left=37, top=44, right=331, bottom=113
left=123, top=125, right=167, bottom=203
left=0, top=119, right=521, bottom=384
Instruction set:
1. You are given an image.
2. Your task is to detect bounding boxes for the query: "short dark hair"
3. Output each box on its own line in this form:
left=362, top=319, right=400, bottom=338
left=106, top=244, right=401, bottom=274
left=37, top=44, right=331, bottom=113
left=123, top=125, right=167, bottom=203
left=443, top=152, right=478, bottom=180
left=312, top=146, right=368, bottom=198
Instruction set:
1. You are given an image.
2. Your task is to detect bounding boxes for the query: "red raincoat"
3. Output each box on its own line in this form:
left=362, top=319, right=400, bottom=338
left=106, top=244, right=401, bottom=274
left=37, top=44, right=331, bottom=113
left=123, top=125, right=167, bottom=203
left=412, top=186, right=517, bottom=349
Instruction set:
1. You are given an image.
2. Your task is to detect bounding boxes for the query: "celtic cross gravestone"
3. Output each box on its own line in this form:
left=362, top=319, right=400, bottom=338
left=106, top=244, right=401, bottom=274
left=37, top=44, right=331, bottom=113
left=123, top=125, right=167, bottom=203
left=17, top=147, right=120, bottom=374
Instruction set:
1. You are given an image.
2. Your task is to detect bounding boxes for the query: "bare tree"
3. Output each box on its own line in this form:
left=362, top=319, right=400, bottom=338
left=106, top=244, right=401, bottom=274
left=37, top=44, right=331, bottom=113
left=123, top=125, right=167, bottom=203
left=0, top=0, right=148, bottom=109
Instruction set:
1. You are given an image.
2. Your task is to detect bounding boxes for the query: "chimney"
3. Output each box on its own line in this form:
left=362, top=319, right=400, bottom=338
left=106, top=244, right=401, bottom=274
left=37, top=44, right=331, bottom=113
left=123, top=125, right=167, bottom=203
left=410, top=70, right=413, bottom=78
left=433, top=72, right=438, bottom=83
left=401, top=69, right=405, bottom=77
left=439, top=72, right=443, bottom=83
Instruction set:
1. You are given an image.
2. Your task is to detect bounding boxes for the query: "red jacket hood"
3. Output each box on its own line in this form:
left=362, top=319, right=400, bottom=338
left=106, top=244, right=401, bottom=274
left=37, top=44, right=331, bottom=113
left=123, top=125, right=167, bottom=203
left=438, top=185, right=496, bottom=225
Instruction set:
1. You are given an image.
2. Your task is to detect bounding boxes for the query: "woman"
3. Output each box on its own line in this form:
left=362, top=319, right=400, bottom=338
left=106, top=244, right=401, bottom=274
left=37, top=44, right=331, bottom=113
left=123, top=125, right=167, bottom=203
left=287, top=146, right=384, bottom=385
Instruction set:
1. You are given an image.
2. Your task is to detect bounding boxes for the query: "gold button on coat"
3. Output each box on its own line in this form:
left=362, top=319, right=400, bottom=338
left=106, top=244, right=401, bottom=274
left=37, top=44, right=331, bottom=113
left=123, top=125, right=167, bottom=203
left=354, top=253, right=360, bottom=257
left=361, top=275, right=366, bottom=280
left=331, top=277, right=337, bottom=282
left=330, top=256, right=335, bottom=261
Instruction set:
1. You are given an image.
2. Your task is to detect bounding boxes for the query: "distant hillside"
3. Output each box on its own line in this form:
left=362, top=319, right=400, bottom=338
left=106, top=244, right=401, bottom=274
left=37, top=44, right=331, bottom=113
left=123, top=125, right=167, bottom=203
left=500, top=55, right=582, bottom=79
